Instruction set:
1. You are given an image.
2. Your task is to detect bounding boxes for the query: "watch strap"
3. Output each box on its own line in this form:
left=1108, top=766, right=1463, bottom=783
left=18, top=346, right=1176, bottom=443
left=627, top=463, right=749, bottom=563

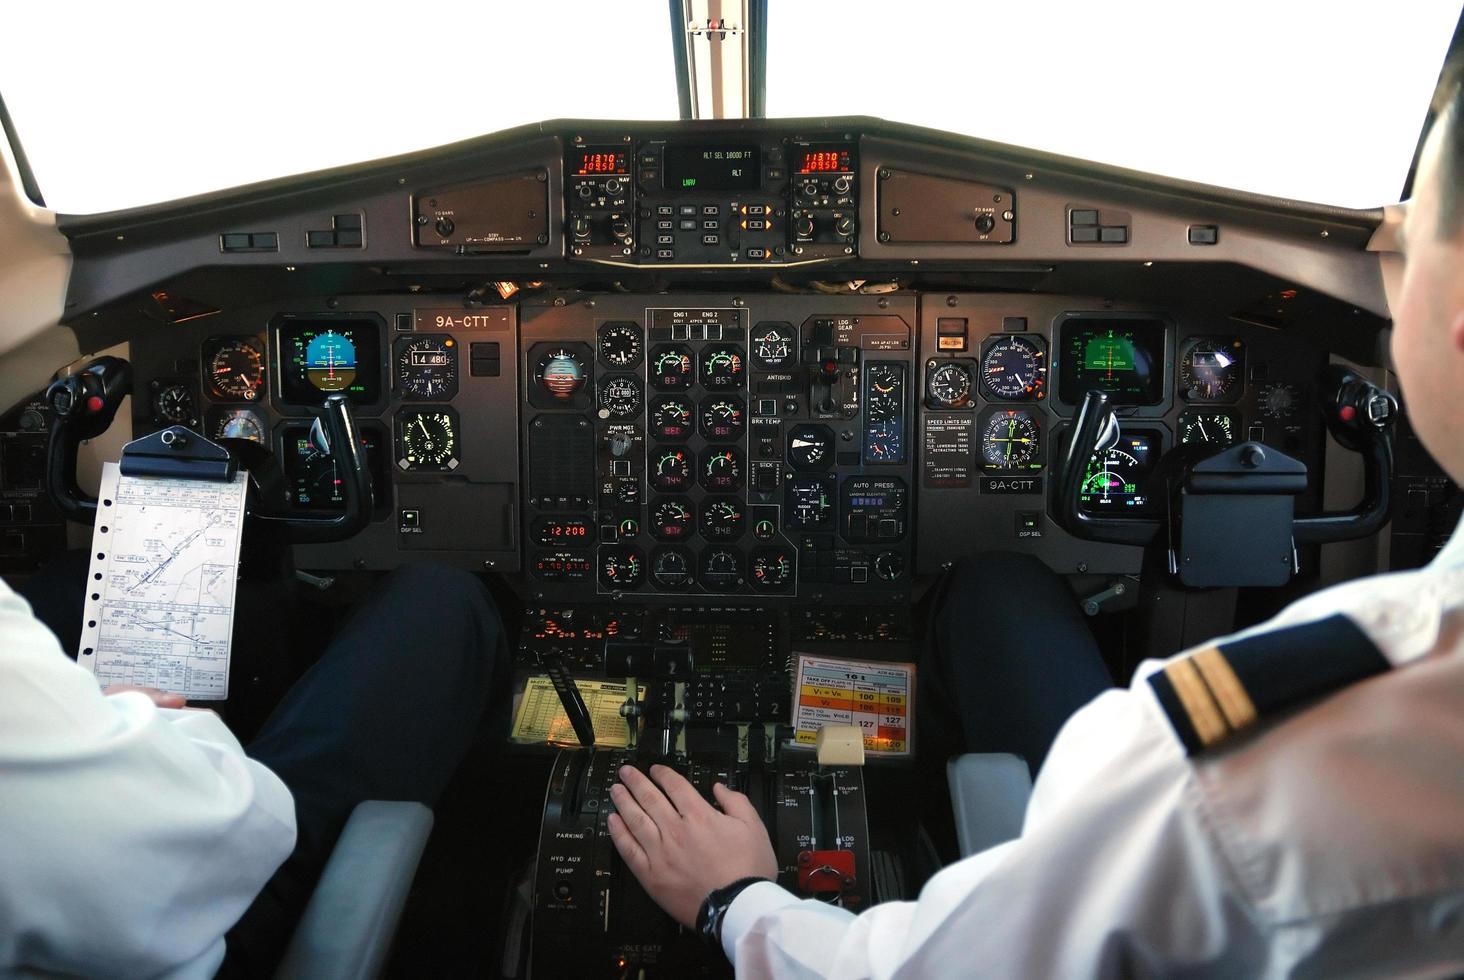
left=696, top=876, right=771, bottom=951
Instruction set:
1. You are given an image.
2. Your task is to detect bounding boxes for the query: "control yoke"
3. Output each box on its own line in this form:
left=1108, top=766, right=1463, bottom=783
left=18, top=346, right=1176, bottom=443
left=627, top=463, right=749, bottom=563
left=44, top=356, right=372, bottom=543
left=1054, top=365, right=1397, bottom=584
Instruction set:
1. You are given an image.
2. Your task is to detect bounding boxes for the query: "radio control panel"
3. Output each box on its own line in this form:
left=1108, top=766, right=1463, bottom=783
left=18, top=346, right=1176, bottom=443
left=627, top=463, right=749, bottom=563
left=566, top=134, right=859, bottom=267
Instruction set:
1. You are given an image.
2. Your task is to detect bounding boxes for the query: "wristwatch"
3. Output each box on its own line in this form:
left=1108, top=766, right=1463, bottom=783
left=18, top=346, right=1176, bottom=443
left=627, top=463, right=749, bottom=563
left=696, top=876, right=770, bottom=953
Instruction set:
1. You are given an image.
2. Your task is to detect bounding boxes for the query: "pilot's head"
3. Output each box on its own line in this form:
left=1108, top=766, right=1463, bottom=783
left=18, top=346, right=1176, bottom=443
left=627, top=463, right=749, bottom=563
left=1393, top=56, right=1464, bottom=482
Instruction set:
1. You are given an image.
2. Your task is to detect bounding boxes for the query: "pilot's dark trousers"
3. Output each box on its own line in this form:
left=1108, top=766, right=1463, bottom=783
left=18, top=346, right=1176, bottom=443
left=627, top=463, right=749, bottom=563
left=920, top=552, right=1112, bottom=776
left=19, top=559, right=506, bottom=978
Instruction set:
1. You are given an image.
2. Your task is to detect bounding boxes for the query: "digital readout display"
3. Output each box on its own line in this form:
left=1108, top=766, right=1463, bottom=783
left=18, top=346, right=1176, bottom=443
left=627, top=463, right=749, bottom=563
left=535, top=518, right=593, bottom=546
left=1079, top=430, right=1160, bottom=515
left=663, top=145, right=761, bottom=191
left=573, top=149, right=628, bottom=176
left=795, top=145, right=853, bottom=174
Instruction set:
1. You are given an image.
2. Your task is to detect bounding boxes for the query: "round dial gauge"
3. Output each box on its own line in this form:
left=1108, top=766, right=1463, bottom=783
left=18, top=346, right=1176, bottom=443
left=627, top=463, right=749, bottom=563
left=1178, top=410, right=1239, bottom=447
left=700, top=345, right=746, bottom=390
left=304, top=330, right=358, bottom=393
left=981, top=336, right=1047, bottom=401
left=786, top=476, right=835, bottom=528
left=536, top=347, right=588, bottom=402
left=700, top=498, right=745, bottom=541
left=1180, top=338, right=1244, bottom=400
left=1259, top=382, right=1301, bottom=420
left=207, top=339, right=265, bottom=401
left=700, top=448, right=743, bottom=492
left=787, top=424, right=833, bottom=470
left=153, top=384, right=196, bottom=424
left=599, top=546, right=644, bottom=590
left=213, top=409, right=265, bottom=444
left=650, top=346, right=695, bottom=390
left=397, top=409, right=458, bottom=469
left=751, top=323, right=796, bottom=370
left=650, top=396, right=695, bottom=440
left=866, top=364, right=903, bottom=420
left=699, top=548, right=743, bottom=591
left=598, top=321, right=643, bottom=368
left=597, top=376, right=643, bottom=419
left=396, top=335, right=458, bottom=400
left=650, top=498, right=694, bottom=540
left=651, top=448, right=693, bottom=492
left=699, top=397, right=745, bottom=441
left=650, top=547, right=693, bottom=590
left=980, top=409, right=1041, bottom=469
left=749, top=548, right=794, bottom=591
left=926, top=362, right=973, bottom=409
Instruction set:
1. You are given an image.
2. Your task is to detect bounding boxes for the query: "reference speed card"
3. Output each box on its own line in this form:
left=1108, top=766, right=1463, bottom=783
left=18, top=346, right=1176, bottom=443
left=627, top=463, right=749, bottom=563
left=792, top=654, right=915, bottom=757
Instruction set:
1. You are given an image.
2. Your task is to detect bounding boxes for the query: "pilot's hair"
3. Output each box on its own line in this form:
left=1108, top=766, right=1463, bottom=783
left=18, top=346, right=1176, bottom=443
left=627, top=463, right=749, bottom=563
left=1432, top=53, right=1463, bottom=237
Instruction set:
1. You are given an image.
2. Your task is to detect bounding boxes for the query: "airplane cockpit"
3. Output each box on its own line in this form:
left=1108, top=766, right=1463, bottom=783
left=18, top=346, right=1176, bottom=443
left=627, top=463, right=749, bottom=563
left=2, top=3, right=1462, bottom=977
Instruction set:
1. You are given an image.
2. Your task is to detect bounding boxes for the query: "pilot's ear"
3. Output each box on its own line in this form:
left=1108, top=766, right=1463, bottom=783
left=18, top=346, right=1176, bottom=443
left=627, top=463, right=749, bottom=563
left=1450, top=311, right=1464, bottom=354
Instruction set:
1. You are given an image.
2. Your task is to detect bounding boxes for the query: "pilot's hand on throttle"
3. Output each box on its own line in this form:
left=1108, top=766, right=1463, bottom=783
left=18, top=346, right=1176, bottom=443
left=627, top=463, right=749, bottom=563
left=103, top=684, right=188, bottom=709
left=608, top=763, right=777, bottom=928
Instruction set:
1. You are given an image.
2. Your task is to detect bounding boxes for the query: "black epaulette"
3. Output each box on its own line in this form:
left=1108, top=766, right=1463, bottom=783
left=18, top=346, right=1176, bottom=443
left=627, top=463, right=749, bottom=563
left=1148, top=614, right=1390, bottom=756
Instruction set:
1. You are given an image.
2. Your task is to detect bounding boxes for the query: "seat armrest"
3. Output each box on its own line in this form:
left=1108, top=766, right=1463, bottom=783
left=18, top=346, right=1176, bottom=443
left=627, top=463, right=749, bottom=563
left=275, top=800, right=434, bottom=980
left=946, top=753, right=1032, bottom=858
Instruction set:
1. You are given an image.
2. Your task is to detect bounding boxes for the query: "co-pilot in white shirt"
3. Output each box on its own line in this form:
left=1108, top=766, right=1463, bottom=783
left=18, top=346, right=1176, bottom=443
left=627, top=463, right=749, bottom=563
left=0, top=581, right=296, bottom=979
left=724, top=528, right=1464, bottom=978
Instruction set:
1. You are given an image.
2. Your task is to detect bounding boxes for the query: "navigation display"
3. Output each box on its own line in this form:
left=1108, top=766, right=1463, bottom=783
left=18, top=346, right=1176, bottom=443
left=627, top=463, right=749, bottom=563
left=663, top=145, right=761, bottom=191
left=277, top=318, right=382, bottom=405
left=1079, top=429, right=1161, bottom=515
left=1057, top=317, right=1166, bottom=405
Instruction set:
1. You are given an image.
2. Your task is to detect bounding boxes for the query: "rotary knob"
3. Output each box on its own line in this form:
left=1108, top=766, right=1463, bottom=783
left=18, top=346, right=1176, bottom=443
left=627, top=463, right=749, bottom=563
left=834, top=215, right=855, bottom=237
left=832, top=175, right=851, bottom=194
left=604, top=177, right=623, bottom=196
left=610, top=218, right=632, bottom=241
left=571, top=216, right=592, bottom=239
left=974, top=213, right=996, bottom=234
left=795, top=215, right=816, bottom=238
left=577, top=182, right=595, bottom=200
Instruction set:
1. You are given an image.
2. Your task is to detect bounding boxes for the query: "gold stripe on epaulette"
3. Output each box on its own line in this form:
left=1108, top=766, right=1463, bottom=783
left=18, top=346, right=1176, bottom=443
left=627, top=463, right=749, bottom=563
left=1192, top=646, right=1258, bottom=731
left=1165, top=658, right=1229, bottom=747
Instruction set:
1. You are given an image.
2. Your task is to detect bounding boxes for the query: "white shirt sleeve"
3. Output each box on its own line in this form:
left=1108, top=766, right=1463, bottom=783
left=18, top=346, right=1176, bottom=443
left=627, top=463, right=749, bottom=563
left=0, top=582, right=297, bottom=979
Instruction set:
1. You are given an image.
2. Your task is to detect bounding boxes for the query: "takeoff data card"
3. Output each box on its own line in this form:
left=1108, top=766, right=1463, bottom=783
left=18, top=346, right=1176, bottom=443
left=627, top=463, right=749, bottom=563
left=793, top=654, right=915, bottom=757
left=512, top=676, right=646, bottom=747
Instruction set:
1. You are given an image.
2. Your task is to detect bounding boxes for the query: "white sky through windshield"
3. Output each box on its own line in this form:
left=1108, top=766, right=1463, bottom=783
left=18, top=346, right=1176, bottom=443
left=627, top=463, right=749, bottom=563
left=2, top=0, right=1459, bottom=213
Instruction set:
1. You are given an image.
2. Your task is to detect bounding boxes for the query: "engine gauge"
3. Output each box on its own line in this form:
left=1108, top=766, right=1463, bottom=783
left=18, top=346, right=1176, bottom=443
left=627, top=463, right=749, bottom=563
left=650, top=547, right=693, bottom=590
left=749, top=547, right=794, bottom=591
left=651, top=448, right=693, bottom=492
left=598, top=321, right=643, bottom=368
left=650, top=396, right=695, bottom=440
left=787, top=424, right=833, bottom=470
left=396, top=408, right=459, bottom=470
left=213, top=408, right=266, bottom=444
left=1079, top=430, right=1160, bottom=515
left=1258, top=382, right=1301, bottom=419
left=535, top=347, right=588, bottom=402
left=786, top=475, right=835, bottom=528
left=981, top=335, right=1047, bottom=401
left=699, top=548, right=744, bottom=591
left=980, top=408, right=1042, bottom=470
left=650, top=498, right=695, bottom=540
left=751, top=322, right=796, bottom=370
left=926, top=361, right=974, bottom=409
left=700, top=498, right=745, bottom=541
left=700, top=344, right=746, bottom=390
left=650, top=345, right=694, bottom=390
left=395, top=335, right=458, bottom=400
left=597, top=376, right=643, bottom=419
left=1179, top=338, right=1244, bottom=400
left=599, top=546, right=644, bottom=590
left=699, top=396, right=745, bottom=441
left=1178, top=410, right=1239, bottom=447
left=206, top=338, right=265, bottom=401
left=700, top=448, right=744, bottom=492
left=153, top=383, right=197, bottom=425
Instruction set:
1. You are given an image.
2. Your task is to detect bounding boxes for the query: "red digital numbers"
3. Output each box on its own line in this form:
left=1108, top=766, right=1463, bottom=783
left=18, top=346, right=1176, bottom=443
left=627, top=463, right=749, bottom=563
left=576, top=151, right=626, bottom=175
left=796, top=148, right=850, bottom=174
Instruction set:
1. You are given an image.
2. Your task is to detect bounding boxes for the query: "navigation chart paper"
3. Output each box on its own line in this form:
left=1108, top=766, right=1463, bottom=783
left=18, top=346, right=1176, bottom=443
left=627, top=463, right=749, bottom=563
left=77, top=462, right=249, bottom=700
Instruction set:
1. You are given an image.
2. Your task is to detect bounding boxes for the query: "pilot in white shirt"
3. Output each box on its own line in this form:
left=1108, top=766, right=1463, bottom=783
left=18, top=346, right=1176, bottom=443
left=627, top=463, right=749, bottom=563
left=603, top=59, right=1464, bottom=979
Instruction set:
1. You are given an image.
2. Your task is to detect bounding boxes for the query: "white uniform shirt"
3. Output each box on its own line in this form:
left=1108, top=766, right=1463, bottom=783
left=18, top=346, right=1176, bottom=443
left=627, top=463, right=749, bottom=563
left=0, top=581, right=297, bottom=979
left=724, top=529, right=1464, bottom=978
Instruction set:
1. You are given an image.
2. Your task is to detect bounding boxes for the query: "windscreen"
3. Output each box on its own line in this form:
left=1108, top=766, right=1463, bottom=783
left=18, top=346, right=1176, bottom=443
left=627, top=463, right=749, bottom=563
left=767, top=0, right=1461, bottom=208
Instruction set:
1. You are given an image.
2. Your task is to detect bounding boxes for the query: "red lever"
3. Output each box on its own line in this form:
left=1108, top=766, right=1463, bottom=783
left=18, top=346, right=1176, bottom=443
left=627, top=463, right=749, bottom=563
left=86, top=395, right=105, bottom=413
left=796, top=849, right=857, bottom=899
